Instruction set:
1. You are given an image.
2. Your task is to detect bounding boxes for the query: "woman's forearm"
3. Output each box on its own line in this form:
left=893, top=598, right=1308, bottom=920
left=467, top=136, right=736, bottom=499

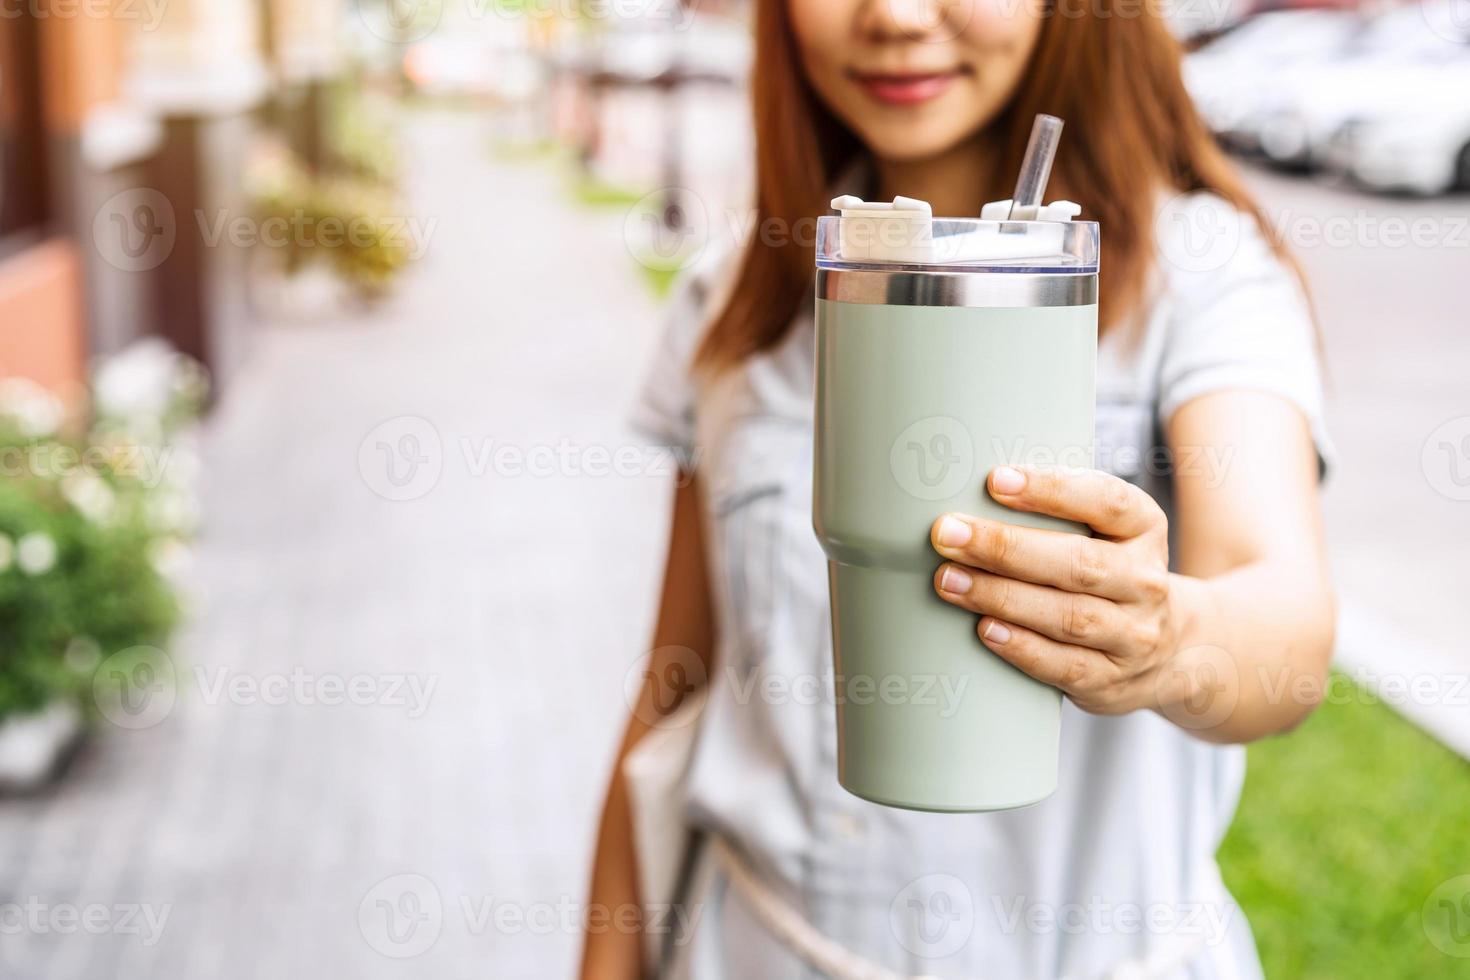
left=1157, top=392, right=1336, bottom=745
left=1163, top=558, right=1336, bottom=744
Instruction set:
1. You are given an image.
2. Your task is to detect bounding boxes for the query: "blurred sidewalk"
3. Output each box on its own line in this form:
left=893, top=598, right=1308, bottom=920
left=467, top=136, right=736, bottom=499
left=0, top=109, right=669, bottom=980
left=1246, top=170, right=1470, bottom=754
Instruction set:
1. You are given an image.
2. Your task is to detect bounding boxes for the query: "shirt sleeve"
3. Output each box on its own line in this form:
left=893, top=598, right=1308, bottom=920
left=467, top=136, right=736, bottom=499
left=628, top=246, right=736, bottom=454
left=1155, top=193, right=1335, bottom=476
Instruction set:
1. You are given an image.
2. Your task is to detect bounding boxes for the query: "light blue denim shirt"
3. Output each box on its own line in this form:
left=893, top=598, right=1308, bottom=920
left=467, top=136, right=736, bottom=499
left=631, top=192, right=1330, bottom=980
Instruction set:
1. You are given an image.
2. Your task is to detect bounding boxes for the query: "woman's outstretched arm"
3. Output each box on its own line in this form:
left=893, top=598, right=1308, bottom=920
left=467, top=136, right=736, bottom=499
left=580, top=474, right=715, bottom=980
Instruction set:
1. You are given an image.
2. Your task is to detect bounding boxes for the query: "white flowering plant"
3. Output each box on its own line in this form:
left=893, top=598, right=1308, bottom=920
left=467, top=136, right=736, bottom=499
left=0, top=341, right=205, bottom=723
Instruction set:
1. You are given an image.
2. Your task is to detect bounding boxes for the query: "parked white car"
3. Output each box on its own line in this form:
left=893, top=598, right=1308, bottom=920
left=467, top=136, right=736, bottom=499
left=1254, top=4, right=1470, bottom=168
left=1187, top=3, right=1470, bottom=193
left=1325, top=96, right=1470, bottom=195
left=1184, top=9, right=1360, bottom=150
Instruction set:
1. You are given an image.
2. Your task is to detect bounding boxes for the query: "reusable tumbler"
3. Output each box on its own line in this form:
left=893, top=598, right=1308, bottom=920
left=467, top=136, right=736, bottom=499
left=812, top=198, right=1100, bottom=812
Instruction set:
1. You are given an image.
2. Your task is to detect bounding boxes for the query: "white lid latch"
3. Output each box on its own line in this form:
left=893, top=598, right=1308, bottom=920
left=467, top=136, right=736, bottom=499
left=829, top=195, right=934, bottom=262
left=980, top=199, right=1082, bottom=222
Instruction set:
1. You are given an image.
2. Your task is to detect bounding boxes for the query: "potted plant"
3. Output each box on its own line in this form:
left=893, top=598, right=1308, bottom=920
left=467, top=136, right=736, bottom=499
left=245, top=90, right=418, bottom=314
left=0, top=341, right=203, bottom=792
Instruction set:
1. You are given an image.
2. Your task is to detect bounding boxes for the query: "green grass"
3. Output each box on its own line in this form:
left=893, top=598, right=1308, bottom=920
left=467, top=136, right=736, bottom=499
left=636, top=262, right=681, bottom=298
left=488, top=137, right=565, bottom=164
left=1220, top=675, right=1470, bottom=978
left=567, top=173, right=647, bottom=209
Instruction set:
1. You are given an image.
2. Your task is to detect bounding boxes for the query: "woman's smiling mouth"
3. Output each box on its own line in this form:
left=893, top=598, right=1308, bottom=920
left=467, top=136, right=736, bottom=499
left=848, top=68, right=967, bottom=107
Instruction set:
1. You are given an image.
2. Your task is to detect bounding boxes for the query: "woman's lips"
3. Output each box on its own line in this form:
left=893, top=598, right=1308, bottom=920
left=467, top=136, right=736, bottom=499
left=850, top=70, right=962, bottom=107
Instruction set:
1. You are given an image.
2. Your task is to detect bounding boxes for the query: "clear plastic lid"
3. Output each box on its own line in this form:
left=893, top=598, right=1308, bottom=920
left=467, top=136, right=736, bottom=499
left=816, top=211, right=1099, bottom=275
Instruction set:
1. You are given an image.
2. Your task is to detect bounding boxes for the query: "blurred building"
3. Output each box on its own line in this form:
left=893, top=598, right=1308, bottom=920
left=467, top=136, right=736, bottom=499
left=0, top=0, right=343, bottom=404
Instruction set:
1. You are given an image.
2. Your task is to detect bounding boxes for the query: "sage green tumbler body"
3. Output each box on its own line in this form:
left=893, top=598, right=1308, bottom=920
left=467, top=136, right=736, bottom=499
left=812, top=215, right=1100, bottom=812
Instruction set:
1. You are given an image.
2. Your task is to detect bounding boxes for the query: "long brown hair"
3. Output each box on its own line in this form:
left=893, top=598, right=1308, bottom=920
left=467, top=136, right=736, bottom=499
left=696, top=0, right=1292, bottom=369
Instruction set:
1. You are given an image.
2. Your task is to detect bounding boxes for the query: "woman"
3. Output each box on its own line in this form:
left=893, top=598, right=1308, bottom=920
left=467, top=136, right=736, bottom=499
left=583, top=0, right=1335, bottom=976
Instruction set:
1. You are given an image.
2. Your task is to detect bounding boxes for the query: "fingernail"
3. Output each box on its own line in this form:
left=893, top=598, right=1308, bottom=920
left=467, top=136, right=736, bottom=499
left=939, top=565, right=973, bottom=594
left=991, top=467, right=1026, bottom=495
left=982, top=619, right=1012, bottom=644
left=936, top=515, right=971, bottom=547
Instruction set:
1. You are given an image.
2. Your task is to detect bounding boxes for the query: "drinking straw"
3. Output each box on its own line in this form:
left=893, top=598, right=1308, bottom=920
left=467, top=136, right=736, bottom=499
left=1008, top=114, right=1064, bottom=219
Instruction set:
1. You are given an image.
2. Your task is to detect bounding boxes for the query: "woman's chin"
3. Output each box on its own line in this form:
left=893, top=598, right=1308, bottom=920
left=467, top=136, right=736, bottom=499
left=860, top=127, right=980, bottom=166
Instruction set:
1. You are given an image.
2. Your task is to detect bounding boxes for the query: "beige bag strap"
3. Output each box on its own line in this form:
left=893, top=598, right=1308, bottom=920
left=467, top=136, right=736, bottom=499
left=624, top=698, right=705, bottom=971
left=711, top=836, right=935, bottom=980
left=710, top=835, right=1207, bottom=980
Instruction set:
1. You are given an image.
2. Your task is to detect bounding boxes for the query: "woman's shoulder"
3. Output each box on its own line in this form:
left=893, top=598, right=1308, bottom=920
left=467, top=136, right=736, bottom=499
left=667, top=235, right=743, bottom=322
left=630, top=237, right=744, bottom=451
left=1141, top=189, right=1331, bottom=466
left=654, top=236, right=743, bottom=367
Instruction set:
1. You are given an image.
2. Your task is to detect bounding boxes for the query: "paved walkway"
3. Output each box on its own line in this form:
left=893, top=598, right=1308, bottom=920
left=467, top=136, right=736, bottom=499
left=0, top=109, right=668, bottom=979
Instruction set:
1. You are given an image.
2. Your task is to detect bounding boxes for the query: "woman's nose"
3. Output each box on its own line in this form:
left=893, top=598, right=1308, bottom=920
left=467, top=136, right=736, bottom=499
left=858, top=0, right=968, bottom=44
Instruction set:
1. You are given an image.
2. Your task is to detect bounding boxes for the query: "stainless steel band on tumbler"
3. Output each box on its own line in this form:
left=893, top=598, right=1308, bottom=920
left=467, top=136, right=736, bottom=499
left=816, top=269, right=1097, bottom=309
